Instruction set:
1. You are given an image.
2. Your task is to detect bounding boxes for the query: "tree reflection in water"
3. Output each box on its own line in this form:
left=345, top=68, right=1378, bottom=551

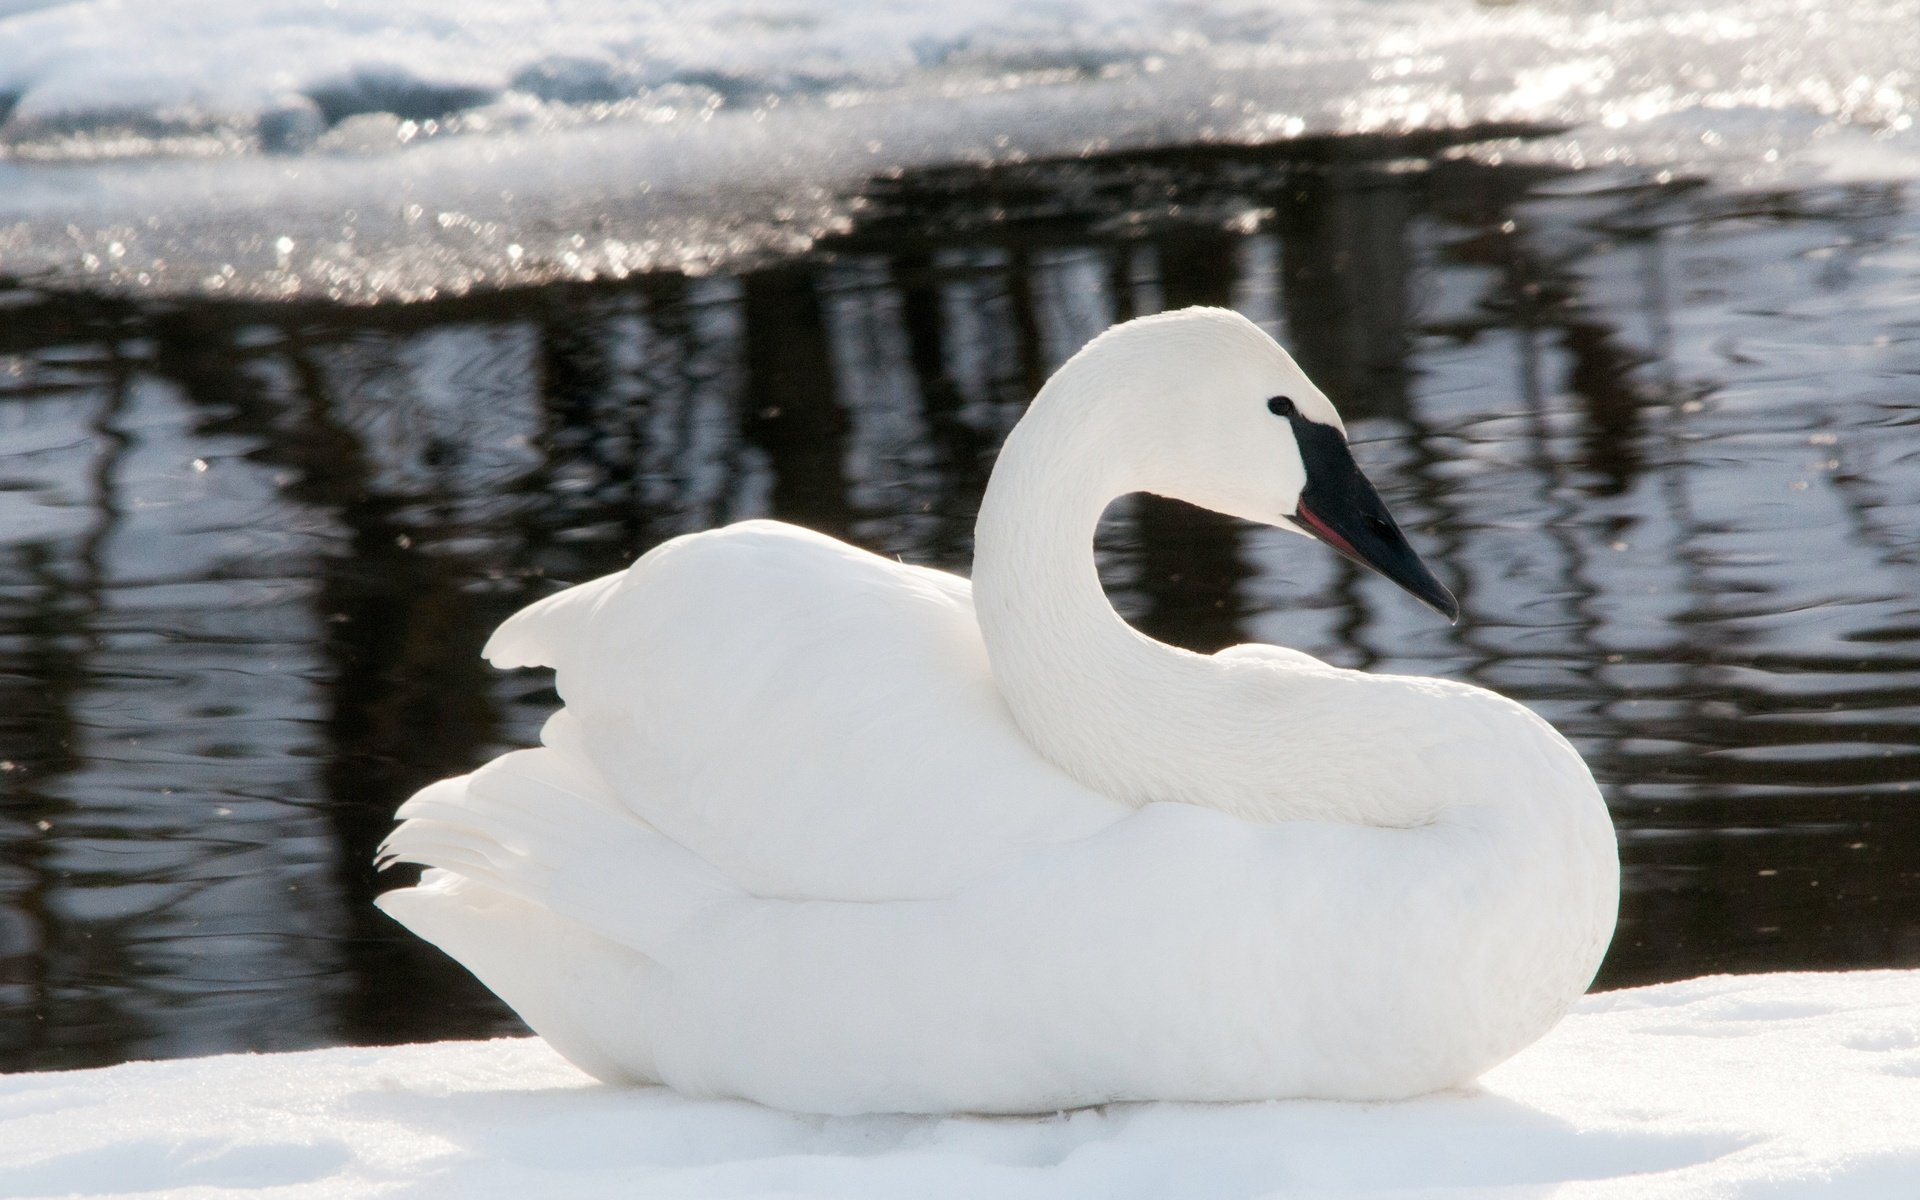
left=2, top=145, right=1917, bottom=1071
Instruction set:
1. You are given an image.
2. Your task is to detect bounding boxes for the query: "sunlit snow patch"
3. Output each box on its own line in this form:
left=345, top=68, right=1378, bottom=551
left=0, top=0, right=1915, bottom=300
left=1, top=972, right=1916, bottom=1198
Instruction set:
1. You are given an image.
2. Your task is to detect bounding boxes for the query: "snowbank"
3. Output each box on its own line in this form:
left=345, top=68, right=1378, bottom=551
left=0, top=0, right=1297, bottom=143
left=1, top=971, right=1915, bottom=1198
left=0, top=0, right=1913, bottom=165
left=0, top=0, right=1916, bottom=300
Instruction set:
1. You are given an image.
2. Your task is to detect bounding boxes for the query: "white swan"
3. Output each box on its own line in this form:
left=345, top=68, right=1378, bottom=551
left=377, top=306, right=1619, bottom=1116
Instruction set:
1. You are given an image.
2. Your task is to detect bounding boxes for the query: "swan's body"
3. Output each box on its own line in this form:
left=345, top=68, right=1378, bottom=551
left=379, top=308, right=1618, bottom=1115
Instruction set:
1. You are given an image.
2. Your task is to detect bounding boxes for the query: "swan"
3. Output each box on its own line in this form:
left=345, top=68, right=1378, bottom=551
left=376, top=306, right=1619, bottom=1116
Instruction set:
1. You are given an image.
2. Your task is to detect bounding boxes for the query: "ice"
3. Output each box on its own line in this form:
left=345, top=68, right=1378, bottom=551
left=0, top=0, right=1914, bottom=298
left=1, top=971, right=1916, bottom=1198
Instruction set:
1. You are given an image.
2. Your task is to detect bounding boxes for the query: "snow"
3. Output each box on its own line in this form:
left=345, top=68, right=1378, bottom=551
left=0, top=0, right=1909, bottom=170
left=0, top=0, right=1916, bottom=300
left=2, top=972, right=1916, bottom=1198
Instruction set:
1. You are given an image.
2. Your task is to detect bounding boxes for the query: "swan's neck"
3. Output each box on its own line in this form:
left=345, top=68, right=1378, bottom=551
left=974, top=396, right=1230, bottom=811
left=973, top=394, right=1444, bottom=826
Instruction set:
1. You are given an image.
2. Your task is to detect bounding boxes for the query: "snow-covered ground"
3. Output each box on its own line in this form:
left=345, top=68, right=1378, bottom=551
left=3, top=971, right=1916, bottom=1198
left=0, top=0, right=1912, bottom=164
left=0, top=0, right=1916, bottom=299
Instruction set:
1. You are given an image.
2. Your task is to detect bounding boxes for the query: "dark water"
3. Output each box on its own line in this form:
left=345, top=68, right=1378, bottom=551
left=4, top=141, right=1919, bottom=1074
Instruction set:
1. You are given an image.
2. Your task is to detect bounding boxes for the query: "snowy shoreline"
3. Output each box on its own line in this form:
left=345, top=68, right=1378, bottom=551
left=3, top=970, right=1916, bottom=1198
left=1, top=0, right=1915, bottom=302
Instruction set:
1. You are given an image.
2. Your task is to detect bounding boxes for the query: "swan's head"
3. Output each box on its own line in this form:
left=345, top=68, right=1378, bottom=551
left=1055, top=306, right=1458, bottom=621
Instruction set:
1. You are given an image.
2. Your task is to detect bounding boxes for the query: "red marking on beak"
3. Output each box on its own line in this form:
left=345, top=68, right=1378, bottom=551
left=1295, top=502, right=1360, bottom=561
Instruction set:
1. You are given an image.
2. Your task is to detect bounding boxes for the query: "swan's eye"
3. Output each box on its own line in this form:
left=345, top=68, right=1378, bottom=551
left=1267, top=396, right=1297, bottom=418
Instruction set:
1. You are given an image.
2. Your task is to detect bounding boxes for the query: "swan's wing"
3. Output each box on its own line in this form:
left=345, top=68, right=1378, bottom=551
left=481, top=520, right=1125, bottom=899
left=380, top=519, right=1126, bottom=1081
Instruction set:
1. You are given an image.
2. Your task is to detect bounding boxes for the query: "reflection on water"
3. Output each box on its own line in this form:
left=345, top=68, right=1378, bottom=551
left=3, top=144, right=1918, bottom=1072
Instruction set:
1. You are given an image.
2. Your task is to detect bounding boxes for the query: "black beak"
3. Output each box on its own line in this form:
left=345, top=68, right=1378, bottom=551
left=1287, top=414, right=1459, bottom=623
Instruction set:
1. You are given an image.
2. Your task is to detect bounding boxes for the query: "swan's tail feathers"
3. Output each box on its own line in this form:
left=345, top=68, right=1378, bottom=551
left=376, top=877, right=664, bottom=1084
left=483, top=572, right=625, bottom=670
left=377, top=746, right=737, bottom=962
